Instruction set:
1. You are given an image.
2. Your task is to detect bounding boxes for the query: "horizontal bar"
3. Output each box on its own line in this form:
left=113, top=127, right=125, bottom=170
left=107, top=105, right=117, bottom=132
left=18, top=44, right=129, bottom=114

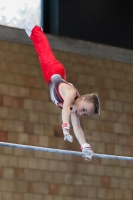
left=0, top=142, right=133, bottom=161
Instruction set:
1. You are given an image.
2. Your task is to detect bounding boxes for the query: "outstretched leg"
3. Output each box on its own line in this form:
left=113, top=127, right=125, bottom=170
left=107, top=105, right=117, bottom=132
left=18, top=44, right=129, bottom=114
left=24, top=22, right=66, bottom=84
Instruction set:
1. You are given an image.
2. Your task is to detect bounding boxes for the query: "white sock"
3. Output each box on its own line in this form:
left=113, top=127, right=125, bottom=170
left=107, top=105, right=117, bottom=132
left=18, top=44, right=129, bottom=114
left=24, top=22, right=35, bottom=37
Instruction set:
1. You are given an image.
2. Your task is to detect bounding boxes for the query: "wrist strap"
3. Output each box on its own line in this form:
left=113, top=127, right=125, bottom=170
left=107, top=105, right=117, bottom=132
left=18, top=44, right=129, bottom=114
left=81, top=143, right=91, bottom=149
left=62, top=122, right=70, bottom=130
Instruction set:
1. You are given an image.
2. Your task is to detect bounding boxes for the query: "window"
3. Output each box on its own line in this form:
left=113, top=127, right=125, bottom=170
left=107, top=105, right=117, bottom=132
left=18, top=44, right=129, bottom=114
left=0, top=0, right=41, bottom=29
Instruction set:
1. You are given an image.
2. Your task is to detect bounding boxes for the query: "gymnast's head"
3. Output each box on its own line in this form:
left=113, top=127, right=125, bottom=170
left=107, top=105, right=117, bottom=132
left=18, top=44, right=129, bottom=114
left=72, top=93, right=100, bottom=116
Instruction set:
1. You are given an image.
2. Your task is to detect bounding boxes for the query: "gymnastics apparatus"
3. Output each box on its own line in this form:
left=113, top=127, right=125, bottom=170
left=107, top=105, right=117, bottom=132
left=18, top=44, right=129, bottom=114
left=0, top=142, right=133, bottom=161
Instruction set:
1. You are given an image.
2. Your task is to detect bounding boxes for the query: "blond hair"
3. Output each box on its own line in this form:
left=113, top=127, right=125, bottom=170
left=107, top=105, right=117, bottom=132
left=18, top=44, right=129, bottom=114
left=81, top=93, right=100, bottom=115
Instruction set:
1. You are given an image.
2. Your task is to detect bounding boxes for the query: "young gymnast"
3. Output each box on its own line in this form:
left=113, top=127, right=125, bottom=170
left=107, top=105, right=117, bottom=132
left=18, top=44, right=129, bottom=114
left=24, top=22, right=100, bottom=161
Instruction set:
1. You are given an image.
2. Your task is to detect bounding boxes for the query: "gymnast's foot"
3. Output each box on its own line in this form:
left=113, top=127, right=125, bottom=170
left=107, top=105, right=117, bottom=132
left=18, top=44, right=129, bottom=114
left=24, top=21, right=35, bottom=37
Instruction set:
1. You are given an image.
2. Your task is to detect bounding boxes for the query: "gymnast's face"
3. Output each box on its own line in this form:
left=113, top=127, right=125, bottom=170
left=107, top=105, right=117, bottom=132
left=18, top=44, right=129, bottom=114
left=72, top=97, right=94, bottom=116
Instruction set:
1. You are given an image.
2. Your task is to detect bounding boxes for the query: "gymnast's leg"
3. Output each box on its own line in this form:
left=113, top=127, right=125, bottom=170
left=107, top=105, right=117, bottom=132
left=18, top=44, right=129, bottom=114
left=24, top=22, right=66, bottom=84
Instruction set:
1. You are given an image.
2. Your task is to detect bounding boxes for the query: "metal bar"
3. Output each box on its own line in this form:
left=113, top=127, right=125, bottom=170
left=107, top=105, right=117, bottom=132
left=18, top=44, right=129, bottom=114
left=0, top=142, right=133, bottom=161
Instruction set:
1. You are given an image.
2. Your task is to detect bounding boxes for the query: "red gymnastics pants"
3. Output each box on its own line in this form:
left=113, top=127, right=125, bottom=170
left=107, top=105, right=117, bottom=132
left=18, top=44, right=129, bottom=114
left=30, top=26, right=66, bottom=84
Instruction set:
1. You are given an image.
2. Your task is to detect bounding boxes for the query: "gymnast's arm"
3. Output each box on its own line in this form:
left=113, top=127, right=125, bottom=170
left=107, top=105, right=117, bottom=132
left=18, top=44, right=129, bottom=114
left=62, top=89, right=76, bottom=124
left=71, top=114, right=93, bottom=161
left=71, top=113, right=86, bottom=145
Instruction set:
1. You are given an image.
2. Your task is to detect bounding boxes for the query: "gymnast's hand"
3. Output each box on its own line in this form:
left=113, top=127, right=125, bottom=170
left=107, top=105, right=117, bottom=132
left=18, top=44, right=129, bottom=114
left=81, top=143, right=93, bottom=161
left=62, top=123, right=74, bottom=142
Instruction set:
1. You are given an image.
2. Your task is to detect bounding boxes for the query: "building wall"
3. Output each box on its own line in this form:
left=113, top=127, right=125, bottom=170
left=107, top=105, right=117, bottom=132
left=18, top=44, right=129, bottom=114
left=0, top=26, right=133, bottom=200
